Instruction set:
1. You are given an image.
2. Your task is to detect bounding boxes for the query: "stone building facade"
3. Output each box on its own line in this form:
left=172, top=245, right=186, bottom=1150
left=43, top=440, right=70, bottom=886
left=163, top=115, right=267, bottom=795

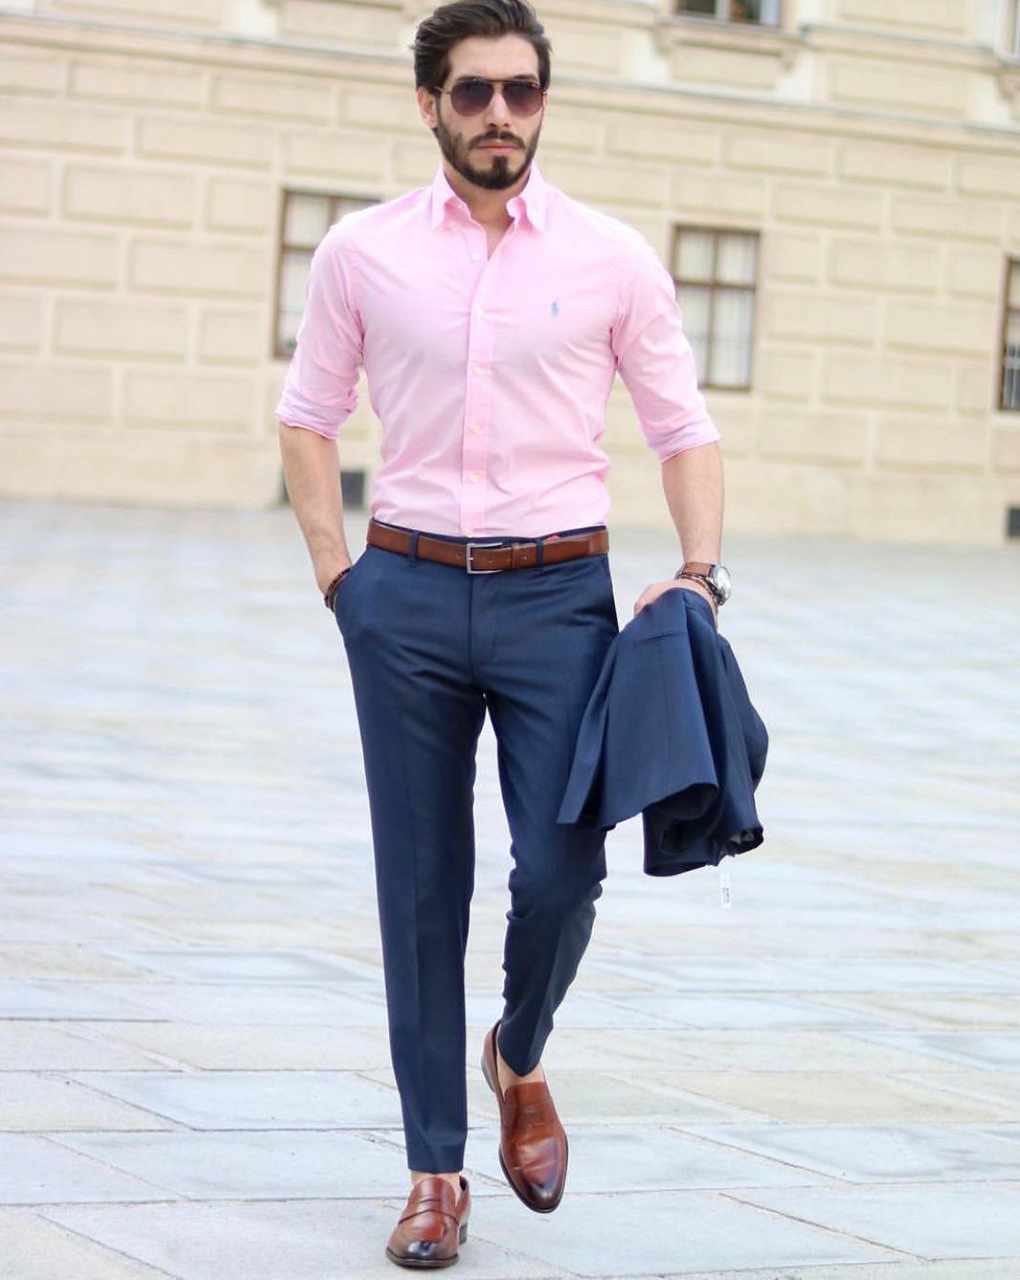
left=2, top=0, right=1020, bottom=544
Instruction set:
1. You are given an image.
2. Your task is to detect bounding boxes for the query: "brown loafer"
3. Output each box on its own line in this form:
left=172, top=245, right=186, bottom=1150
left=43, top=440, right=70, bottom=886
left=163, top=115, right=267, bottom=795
left=481, top=1018, right=568, bottom=1212
left=384, top=1173, right=470, bottom=1269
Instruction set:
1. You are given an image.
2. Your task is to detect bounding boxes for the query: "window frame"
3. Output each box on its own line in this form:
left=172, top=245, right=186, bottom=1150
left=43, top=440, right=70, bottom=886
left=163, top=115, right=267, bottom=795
left=671, top=0, right=783, bottom=28
left=272, top=187, right=377, bottom=361
left=669, top=222, right=760, bottom=393
left=1000, top=256, right=1020, bottom=413
left=1009, top=0, right=1020, bottom=58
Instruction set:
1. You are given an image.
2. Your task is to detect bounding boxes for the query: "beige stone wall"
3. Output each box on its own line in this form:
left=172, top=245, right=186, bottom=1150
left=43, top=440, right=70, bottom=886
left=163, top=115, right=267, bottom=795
left=2, top=0, right=1019, bottom=543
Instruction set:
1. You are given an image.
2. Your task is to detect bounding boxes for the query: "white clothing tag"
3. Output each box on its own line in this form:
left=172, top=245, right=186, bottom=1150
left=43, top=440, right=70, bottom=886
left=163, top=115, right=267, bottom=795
left=718, top=860, right=732, bottom=909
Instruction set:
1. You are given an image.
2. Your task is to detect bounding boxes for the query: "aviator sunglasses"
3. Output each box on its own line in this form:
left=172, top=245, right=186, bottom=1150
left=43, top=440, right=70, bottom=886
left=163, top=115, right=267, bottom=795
left=430, top=76, right=546, bottom=118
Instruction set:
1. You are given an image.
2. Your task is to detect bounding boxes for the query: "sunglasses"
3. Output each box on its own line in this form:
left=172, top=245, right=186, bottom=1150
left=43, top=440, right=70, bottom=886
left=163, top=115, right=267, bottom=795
left=430, top=76, right=545, bottom=118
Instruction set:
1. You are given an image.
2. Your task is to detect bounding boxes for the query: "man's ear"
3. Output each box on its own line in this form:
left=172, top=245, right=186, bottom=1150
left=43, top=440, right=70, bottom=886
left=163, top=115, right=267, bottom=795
left=416, top=88, right=435, bottom=127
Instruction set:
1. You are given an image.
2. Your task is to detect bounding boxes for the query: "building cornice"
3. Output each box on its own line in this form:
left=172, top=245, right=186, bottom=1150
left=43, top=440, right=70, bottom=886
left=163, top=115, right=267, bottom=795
left=2, top=8, right=1018, bottom=147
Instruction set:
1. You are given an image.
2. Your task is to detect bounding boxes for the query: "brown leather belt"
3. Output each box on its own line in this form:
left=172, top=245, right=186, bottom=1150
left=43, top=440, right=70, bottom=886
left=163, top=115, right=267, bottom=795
left=366, top=518, right=609, bottom=573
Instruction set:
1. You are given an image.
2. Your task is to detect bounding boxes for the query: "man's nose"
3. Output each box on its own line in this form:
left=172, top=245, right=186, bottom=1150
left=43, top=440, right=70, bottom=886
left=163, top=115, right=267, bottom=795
left=482, top=86, right=513, bottom=126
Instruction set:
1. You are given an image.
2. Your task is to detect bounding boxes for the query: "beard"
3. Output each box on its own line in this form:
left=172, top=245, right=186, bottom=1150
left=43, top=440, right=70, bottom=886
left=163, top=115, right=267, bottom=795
left=432, top=110, right=541, bottom=191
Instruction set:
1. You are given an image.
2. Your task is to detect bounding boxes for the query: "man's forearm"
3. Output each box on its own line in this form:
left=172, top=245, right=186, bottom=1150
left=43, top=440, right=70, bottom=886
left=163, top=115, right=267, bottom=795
left=278, top=422, right=353, bottom=595
left=660, top=440, right=724, bottom=563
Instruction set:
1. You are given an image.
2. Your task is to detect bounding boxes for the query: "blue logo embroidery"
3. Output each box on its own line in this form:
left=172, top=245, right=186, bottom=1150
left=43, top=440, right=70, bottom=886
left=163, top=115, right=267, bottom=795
left=551, top=300, right=560, bottom=316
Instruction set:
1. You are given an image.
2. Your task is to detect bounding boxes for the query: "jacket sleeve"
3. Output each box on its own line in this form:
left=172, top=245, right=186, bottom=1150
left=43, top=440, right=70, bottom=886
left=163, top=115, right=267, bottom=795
left=610, top=234, right=721, bottom=462
left=274, top=224, right=363, bottom=440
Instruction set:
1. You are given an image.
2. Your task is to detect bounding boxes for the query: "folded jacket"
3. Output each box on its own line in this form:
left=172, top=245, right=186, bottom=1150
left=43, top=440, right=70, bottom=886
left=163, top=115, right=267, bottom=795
left=556, top=585, right=768, bottom=876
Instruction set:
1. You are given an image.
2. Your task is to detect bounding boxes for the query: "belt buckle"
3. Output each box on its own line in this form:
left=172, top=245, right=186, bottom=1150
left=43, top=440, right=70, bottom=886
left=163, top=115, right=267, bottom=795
left=465, top=540, right=507, bottom=574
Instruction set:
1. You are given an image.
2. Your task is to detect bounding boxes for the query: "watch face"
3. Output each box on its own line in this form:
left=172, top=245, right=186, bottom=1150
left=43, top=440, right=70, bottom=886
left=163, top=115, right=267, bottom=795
left=710, top=564, right=732, bottom=602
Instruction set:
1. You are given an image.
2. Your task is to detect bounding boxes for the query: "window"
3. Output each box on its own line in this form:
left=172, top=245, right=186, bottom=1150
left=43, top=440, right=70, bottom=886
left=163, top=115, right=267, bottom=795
left=1007, top=0, right=1020, bottom=57
left=1002, top=258, right=1020, bottom=411
left=671, top=226, right=759, bottom=391
left=273, top=189, right=377, bottom=359
left=674, top=0, right=782, bottom=27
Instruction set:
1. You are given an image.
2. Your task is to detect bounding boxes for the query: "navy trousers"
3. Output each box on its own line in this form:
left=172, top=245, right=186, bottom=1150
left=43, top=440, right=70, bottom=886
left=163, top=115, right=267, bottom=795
left=332, top=520, right=620, bottom=1171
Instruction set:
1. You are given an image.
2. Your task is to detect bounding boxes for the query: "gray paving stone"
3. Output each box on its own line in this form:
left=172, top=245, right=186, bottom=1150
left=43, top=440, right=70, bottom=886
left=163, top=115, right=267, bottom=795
left=844, top=1028, right=1020, bottom=1070
left=729, top=1183, right=1020, bottom=1259
left=671, top=1122, right=1020, bottom=1181
left=51, top=1129, right=488, bottom=1200
left=0, top=1208, right=172, bottom=1280
left=653, top=1028, right=961, bottom=1073
left=0, top=945, right=159, bottom=982
left=64, top=1069, right=403, bottom=1130
left=903, top=1069, right=1020, bottom=1115
left=804, top=992, right=1020, bottom=1030
left=468, top=1187, right=901, bottom=1275
left=467, top=987, right=692, bottom=1030
left=465, top=1067, right=768, bottom=1125
left=627, top=1068, right=1020, bottom=1123
left=588, top=991, right=885, bottom=1030
left=460, top=1123, right=830, bottom=1192
left=0, top=980, right=161, bottom=1020
left=789, top=960, right=1020, bottom=995
left=82, top=1021, right=394, bottom=1071
left=0, top=1075, right=178, bottom=1133
left=68, top=981, right=388, bottom=1027
left=39, top=1198, right=566, bottom=1279
left=0, top=1135, right=176, bottom=1205
left=0, top=1022, right=170, bottom=1071
left=96, top=947, right=379, bottom=985
left=603, top=1263, right=1020, bottom=1280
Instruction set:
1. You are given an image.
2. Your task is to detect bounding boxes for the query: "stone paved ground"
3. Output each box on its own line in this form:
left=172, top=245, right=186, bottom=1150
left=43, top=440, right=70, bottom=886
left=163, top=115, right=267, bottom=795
left=2, top=496, right=1020, bottom=1280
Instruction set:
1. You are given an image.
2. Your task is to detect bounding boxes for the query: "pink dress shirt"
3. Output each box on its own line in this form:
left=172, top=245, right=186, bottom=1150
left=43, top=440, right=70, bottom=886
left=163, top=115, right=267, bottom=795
left=275, top=159, right=721, bottom=538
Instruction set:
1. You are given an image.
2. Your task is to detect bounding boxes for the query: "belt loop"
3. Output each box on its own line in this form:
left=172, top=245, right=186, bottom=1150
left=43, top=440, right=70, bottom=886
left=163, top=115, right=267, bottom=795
left=408, top=530, right=420, bottom=565
left=535, top=534, right=545, bottom=569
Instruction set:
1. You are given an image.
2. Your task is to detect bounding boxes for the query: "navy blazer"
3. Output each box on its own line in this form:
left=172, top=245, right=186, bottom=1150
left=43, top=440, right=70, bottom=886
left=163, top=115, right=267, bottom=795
left=556, top=586, right=768, bottom=876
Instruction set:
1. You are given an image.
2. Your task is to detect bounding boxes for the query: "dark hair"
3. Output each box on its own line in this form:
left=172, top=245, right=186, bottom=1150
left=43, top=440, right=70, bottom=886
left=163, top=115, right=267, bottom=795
left=410, top=0, right=552, bottom=96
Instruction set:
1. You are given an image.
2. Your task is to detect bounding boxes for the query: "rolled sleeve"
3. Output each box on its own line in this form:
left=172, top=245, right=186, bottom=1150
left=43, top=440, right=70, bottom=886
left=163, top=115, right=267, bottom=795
left=274, top=224, right=363, bottom=440
left=610, top=234, right=721, bottom=462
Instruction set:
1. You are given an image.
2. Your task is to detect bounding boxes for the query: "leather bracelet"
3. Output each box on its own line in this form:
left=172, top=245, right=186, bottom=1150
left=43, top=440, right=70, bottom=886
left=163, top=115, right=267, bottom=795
left=323, top=565, right=352, bottom=610
left=675, top=570, right=720, bottom=608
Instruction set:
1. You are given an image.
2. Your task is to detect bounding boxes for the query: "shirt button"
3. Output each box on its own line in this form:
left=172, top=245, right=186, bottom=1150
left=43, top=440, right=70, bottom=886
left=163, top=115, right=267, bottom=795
left=472, top=365, right=485, bottom=375
left=470, top=424, right=481, bottom=434
left=470, top=251, right=481, bottom=261
left=469, top=472, right=481, bottom=482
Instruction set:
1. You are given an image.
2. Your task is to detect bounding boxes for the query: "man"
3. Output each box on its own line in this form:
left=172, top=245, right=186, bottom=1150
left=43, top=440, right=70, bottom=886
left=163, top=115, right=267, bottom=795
left=276, top=0, right=727, bottom=1266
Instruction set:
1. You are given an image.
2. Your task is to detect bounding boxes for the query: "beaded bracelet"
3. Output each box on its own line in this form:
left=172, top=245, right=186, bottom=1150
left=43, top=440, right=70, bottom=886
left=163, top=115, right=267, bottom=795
left=323, top=565, right=352, bottom=610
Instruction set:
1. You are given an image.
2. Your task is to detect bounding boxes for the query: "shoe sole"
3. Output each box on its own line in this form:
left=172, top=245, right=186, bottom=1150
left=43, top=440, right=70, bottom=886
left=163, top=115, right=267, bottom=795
left=481, top=1036, right=567, bottom=1214
left=384, top=1223, right=467, bottom=1269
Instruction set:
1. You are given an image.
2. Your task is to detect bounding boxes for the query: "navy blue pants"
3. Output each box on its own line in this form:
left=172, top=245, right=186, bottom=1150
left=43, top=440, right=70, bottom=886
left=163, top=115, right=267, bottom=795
left=332, top=520, right=619, bottom=1171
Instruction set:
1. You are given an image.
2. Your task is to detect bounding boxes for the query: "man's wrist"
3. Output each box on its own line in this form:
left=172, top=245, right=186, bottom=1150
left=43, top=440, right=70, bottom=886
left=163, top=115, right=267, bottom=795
left=674, top=561, right=730, bottom=608
left=675, top=574, right=717, bottom=607
left=322, top=561, right=353, bottom=609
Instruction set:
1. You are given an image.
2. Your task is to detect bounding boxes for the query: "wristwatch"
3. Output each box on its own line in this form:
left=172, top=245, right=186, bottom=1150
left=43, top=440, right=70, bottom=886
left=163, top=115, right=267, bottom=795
left=673, top=560, right=732, bottom=607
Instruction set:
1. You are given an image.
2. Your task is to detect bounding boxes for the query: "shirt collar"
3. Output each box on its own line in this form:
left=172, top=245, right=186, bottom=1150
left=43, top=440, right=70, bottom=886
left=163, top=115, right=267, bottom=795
left=429, top=158, right=548, bottom=232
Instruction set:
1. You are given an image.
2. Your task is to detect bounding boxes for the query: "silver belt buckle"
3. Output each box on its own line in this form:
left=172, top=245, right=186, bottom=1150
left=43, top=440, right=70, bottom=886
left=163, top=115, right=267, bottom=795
left=465, top=540, right=507, bottom=574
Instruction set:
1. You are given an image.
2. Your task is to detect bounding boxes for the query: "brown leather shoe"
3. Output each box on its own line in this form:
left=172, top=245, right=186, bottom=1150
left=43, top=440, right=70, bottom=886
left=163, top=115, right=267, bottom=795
left=481, top=1018, right=567, bottom=1212
left=384, top=1173, right=470, bottom=1269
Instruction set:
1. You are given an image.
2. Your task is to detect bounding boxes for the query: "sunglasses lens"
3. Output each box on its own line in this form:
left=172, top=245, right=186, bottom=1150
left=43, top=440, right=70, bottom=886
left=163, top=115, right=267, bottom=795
left=504, top=82, right=543, bottom=115
left=450, top=80, right=492, bottom=115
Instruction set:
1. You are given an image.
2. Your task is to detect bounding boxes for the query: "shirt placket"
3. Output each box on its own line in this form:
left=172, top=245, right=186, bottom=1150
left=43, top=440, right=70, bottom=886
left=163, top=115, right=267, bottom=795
left=460, top=221, right=511, bottom=538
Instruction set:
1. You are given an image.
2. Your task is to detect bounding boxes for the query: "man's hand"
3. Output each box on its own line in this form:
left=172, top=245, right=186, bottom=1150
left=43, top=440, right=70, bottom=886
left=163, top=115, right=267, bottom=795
left=633, top=577, right=717, bottom=626
left=278, top=422, right=355, bottom=602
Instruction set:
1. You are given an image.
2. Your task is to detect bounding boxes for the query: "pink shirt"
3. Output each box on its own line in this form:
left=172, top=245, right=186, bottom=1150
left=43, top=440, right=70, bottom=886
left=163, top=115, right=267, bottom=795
left=275, top=159, right=720, bottom=538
